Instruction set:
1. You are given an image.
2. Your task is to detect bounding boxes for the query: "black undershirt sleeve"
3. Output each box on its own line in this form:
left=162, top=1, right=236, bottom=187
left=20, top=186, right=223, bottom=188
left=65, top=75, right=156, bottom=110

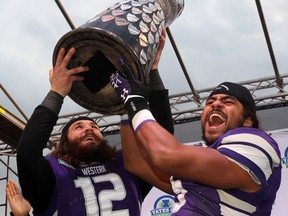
left=138, top=70, right=174, bottom=197
left=148, top=69, right=165, bottom=90
left=149, top=69, right=174, bottom=135
left=150, top=89, right=174, bottom=135
left=17, top=91, right=63, bottom=213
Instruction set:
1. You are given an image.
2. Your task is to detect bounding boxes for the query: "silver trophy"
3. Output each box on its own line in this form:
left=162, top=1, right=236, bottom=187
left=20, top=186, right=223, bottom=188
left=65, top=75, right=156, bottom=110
left=53, top=0, right=185, bottom=114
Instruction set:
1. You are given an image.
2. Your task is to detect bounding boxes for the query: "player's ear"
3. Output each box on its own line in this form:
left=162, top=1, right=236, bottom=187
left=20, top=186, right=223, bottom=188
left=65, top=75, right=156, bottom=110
left=243, top=117, right=253, bottom=127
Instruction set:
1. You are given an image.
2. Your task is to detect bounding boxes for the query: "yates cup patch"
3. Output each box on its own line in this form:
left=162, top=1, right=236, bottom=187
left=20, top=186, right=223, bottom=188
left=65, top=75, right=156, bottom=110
left=150, top=195, right=175, bottom=216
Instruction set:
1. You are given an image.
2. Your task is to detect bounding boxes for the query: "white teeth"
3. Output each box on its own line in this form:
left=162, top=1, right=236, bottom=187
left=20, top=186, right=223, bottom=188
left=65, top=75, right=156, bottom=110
left=86, top=135, right=95, bottom=141
left=209, top=113, right=225, bottom=122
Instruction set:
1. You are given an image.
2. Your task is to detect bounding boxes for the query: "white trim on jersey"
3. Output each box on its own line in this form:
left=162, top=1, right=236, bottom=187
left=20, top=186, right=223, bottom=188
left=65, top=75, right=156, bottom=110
left=219, top=133, right=280, bottom=180
left=218, top=190, right=256, bottom=215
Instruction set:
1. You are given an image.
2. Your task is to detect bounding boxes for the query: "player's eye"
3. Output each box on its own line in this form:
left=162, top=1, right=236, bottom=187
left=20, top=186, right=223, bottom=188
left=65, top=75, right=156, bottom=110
left=206, top=99, right=214, bottom=105
left=222, top=98, right=237, bottom=105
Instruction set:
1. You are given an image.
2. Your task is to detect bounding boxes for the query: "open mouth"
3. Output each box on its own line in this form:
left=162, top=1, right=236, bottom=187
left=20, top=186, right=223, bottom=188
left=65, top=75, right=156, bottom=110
left=82, top=134, right=98, bottom=142
left=85, top=136, right=95, bottom=141
left=208, top=113, right=225, bottom=127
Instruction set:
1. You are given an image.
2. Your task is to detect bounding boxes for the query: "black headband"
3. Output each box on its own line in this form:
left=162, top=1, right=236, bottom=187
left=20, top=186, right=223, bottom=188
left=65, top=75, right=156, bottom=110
left=208, top=82, right=256, bottom=114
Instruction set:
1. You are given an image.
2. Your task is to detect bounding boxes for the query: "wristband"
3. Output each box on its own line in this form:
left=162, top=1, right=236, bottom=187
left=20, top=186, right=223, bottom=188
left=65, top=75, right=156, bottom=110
left=125, top=97, right=150, bottom=120
left=132, top=109, right=156, bottom=133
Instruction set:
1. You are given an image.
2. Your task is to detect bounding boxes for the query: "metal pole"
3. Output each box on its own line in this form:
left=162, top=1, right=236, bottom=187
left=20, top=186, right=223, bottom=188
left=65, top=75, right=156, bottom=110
left=0, top=83, right=28, bottom=121
left=166, top=27, right=201, bottom=105
left=255, top=0, right=283, bottom=90
left=0, top=157, right=18, bottom=176
left=54, top=0, right=76, bottom=30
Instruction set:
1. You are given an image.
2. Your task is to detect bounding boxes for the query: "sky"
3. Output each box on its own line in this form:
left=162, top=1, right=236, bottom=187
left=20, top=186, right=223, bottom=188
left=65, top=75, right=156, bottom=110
left=1, top=0, right=288, bottom=120
left=0, top=0, right=288, bottom=214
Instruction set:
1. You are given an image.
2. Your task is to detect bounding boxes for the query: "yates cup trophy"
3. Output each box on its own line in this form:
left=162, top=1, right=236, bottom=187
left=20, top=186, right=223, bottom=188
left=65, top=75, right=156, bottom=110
left=53, top=0, right=185, bottom=114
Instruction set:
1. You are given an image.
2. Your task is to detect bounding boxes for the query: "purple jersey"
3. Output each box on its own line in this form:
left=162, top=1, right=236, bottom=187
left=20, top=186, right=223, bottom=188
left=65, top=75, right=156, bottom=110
left=36, top=151, right=142, bottom=216
left=171, top=127, right=281, bottom=215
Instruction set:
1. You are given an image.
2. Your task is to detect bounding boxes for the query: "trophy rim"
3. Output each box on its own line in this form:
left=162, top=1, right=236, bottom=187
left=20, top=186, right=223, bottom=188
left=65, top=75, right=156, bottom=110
left=52, top=27, right=144, bottom=115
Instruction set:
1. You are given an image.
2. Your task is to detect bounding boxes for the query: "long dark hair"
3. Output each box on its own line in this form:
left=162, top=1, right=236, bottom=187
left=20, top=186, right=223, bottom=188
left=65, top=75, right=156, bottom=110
left=243, top=106, right=259, bottom=129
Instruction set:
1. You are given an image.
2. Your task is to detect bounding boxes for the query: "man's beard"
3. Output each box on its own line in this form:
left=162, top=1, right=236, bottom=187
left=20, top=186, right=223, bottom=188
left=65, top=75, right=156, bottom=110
left=68, top=138, right=116, bottom=164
